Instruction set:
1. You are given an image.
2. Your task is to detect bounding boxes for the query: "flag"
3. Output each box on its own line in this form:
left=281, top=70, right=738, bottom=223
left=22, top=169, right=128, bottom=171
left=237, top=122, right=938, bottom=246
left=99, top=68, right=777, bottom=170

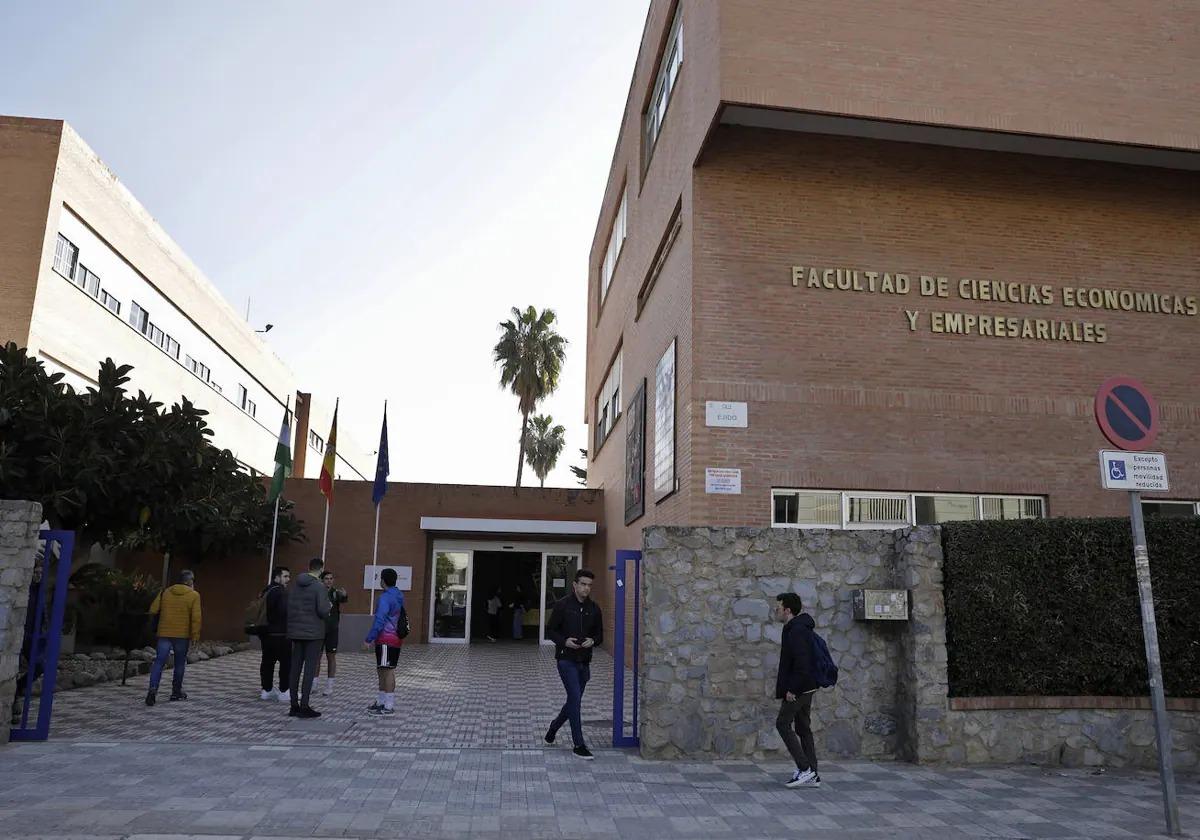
left=319, top=400, right=338, bottom=504
left=268, top=406, right=292, bottom=503
left=372, top=403, right=389, bottom=506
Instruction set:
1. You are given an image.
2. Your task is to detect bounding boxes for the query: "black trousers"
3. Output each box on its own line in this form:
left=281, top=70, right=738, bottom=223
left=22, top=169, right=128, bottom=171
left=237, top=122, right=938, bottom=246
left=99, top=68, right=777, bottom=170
left=776, top=693, right=818, bottom=773
left=260, top=635, right=290, bottom=692
left=289, top=639, right=322, bottom=707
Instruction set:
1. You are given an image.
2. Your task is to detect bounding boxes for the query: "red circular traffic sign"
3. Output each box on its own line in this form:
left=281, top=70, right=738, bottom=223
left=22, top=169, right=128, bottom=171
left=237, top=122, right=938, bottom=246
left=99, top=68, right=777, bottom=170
left=1095, top=376, right=1160, bottom=451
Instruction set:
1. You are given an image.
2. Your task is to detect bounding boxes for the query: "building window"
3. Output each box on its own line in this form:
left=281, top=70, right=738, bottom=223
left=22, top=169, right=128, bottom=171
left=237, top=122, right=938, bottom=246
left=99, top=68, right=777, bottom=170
left=309, top=430, right=324, bottom=453
left=246, top=399, right=257, bottom=419
left=210, top=381, right=223, bottom=395
left=600, top=187, right=628, bottom=305
left=100, top=290, right=121, bottom=315
left=594, top=348, right=622, bottom=451
left=184, top=355, right=210, bottom=382
left=237, top=384, right=249, bottom=411
left=642, top=8, right=683, bottom=171
left=772, top=489, right=1047, bottom=529
left=1143, top=500, right=1199, bottom=518
left=129, top=302, right=150, bottom=335
left=76, top=265, right=101, bottom=298
left=53, top=234, right=79, bottom=279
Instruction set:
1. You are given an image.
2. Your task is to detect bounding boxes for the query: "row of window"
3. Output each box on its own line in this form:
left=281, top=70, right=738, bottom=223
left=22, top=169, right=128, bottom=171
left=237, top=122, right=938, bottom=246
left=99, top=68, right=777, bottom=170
left=54, top=234, right=122, bottom=317
left=129, top=302, right=181, bottom=361
left=309, top=429, right=325, bottom=453
left=772, top=490, right=1047, bottom=529
left=593, top=349, right=623, bottom=452
left=236, top=384, right=257, bottom=419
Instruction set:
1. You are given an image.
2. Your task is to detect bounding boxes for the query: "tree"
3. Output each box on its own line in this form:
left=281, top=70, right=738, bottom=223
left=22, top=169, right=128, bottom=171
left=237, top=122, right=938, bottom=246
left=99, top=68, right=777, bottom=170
left=525, top=414, right=566, bottom=488
left=569, top=448, right=588, bottom=486
left=0, top=342, right=302, bottom=560
left=492, top=306, right=567, bottom=487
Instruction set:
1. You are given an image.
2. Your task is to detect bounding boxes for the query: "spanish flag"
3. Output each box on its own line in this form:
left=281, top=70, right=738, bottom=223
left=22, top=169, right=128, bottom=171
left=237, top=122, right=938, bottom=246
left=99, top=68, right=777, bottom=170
left=319, top=400, right=338, bottom=504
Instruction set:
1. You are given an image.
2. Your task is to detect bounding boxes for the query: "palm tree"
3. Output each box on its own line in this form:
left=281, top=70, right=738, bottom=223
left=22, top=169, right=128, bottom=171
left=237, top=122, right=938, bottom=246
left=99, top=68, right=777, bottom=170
left=492, top=306, right=567, bottom=487
left=526, top=414, right=567, bottom=488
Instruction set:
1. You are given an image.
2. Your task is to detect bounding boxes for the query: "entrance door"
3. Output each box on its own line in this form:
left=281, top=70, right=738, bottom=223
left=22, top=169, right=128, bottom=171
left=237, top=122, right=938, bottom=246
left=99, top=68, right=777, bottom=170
left=430, top=550, right=471, bottom=643
left=539, top=553, right=581, bottom=645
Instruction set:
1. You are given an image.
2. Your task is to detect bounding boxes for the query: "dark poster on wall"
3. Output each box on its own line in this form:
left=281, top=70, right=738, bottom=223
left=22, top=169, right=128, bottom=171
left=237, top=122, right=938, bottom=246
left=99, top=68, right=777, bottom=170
left=624, top=379, right=646, bottom=525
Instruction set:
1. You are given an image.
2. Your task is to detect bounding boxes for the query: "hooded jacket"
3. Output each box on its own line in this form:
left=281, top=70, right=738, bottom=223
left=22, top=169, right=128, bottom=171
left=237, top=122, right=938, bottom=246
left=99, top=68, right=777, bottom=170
left=286, top=573, right=331, bottom=641
left=263, top=582, right=288, bottom=636
left=775, top=613, right=818, bottom=699
left=149, top=584, right=202, bottom=642
left=366, top=587, right=405, bottom=646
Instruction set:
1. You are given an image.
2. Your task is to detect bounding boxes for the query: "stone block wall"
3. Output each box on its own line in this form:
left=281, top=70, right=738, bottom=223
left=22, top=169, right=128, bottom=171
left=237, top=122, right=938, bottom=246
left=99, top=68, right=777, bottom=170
left=0, top=500, right=42, bottom=745
left=641, top=524, right=1200, bottom=769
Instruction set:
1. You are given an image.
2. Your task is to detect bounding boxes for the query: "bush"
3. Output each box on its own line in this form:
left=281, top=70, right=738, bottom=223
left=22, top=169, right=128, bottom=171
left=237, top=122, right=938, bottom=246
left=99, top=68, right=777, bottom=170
left=69, top=563, right=159, bottom=650
left=942, top=517, right=1200, bottom=697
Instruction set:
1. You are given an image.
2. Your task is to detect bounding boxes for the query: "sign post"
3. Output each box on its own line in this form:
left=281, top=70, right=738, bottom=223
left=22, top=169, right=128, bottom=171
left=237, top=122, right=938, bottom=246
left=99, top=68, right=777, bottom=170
left=1094, top=377, right=1180, bottom=837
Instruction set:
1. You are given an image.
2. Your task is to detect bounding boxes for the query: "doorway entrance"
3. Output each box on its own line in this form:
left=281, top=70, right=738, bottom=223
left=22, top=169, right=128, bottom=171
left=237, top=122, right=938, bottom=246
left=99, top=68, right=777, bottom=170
left=428, top=540, right=582, bottom=645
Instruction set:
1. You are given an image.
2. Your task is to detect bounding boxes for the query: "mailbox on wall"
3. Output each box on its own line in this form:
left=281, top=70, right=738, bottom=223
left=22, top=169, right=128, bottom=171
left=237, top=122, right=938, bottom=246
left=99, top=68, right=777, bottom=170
left=852, top=589, right=910, bottom=621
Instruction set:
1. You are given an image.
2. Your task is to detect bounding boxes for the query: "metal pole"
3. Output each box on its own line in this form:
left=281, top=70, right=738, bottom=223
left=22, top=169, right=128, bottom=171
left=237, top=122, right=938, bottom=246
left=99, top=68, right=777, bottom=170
left=370, top=503, right=381, bottom=616
left=1128, top=490, right=1181, bottom=836
left=267, top=496, right=281, bottom=585
left=160, top=550, right=171, bottom=590
left=320, top=501, right=330, bottom=563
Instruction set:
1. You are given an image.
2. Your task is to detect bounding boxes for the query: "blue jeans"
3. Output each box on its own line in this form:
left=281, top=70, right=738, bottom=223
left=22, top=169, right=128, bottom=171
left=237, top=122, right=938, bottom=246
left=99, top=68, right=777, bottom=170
left=550, top=660, right=590, bottom=747
left=149, top=637, right=189, bottom=694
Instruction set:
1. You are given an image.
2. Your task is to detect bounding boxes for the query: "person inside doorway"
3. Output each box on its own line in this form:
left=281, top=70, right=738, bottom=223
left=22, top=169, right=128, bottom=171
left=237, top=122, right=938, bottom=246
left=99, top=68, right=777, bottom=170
left=510, top=584, right=527, bottom=640
left=364, top=567, right=405, bottom=716
left=544, top=568, right=603, bottom=760
left=317, top=570, right=348, bottom=696
left=486, top=586, right=502, bottom=642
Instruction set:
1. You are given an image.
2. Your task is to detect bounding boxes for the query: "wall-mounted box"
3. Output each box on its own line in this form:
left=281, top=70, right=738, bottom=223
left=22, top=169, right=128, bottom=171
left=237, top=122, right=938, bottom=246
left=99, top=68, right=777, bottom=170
left=852, top=589, right=910, bottom=621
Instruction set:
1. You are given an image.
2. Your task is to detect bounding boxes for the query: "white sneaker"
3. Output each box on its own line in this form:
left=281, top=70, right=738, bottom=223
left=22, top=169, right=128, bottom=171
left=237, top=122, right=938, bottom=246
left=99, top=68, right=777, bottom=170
left=260, top=689, right=276, bottom=701
left=785, top=769, right=816, bottom=789
left=277, top=690, right=292, bottom=704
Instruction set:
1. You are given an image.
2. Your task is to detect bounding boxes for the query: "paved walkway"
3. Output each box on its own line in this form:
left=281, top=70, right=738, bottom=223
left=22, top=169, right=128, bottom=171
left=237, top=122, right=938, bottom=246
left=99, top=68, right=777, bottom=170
left=38, top=645, right=628, bottom=749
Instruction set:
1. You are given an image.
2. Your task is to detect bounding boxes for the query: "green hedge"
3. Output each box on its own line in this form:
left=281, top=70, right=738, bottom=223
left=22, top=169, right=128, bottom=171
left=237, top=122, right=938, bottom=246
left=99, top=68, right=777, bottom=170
left=942, top=517, right=1200, bottom=698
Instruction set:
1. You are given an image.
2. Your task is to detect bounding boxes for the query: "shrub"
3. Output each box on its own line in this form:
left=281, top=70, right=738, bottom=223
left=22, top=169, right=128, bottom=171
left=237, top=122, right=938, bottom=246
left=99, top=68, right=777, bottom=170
left=942, top=517, right=1200, bottom=697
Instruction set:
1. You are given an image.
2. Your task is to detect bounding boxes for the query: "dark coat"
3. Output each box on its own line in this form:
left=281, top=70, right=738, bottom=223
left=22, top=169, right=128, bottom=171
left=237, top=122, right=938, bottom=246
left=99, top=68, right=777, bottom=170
left=263, top=582, right=288, bottom=637
left=775, top=613, right=818, bottom=699
left=286, top=574, right=331, bottom=641
left=546, top=595, right=604, bottom=663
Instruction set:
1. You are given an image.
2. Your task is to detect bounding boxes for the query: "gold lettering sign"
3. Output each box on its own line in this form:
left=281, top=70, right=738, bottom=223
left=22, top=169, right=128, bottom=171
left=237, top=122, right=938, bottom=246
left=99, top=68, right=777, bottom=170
left=791, top=264, right=1198, bottom=345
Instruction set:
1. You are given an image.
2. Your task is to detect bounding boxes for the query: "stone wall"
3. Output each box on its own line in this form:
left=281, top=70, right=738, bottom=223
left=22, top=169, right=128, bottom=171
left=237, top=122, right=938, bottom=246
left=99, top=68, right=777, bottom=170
left=0, top=501, right=42, bottom=746
left=641, top=524, right=1200, bottom=769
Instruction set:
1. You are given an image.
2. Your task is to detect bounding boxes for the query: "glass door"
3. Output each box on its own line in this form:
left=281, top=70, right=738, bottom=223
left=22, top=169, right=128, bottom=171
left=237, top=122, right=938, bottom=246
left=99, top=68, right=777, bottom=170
left=539, top=553, right=581, bottom=645
left=430, top=550, right=472, bottom=643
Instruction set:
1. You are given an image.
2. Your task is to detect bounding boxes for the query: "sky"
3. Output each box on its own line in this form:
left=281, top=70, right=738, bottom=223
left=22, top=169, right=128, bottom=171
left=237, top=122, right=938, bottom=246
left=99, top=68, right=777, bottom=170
left=0, top=1, right=649, bottom=488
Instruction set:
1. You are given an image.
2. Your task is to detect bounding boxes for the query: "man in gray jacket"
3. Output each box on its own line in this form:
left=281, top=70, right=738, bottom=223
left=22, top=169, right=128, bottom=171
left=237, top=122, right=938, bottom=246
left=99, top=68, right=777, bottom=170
left=287, top=557, right=331, bottom=718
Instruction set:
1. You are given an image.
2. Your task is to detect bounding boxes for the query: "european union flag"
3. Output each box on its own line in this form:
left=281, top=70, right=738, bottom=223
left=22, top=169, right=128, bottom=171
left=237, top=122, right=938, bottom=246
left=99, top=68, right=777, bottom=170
left=372, top=404, right=389, bottom=506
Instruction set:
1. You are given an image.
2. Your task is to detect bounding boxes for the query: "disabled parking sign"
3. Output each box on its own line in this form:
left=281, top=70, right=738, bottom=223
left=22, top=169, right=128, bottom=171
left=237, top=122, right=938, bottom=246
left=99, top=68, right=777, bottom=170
left=1099, top=450, right=1169, bottom=491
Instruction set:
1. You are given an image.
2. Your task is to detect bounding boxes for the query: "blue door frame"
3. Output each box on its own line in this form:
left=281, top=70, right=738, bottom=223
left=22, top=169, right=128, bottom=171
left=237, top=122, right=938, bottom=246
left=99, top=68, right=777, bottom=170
left=10, top=530, right=74, bottom=742
left=611, top=549, right=641, bottom=748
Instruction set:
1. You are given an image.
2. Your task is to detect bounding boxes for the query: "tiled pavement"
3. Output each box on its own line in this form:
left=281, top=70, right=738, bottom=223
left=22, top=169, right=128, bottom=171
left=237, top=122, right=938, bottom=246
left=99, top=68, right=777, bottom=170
left=3, top=644, right=1198, bottom=839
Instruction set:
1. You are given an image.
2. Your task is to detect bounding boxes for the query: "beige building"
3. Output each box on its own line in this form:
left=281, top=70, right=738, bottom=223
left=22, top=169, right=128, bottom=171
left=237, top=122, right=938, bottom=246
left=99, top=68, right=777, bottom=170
left=0, top=116, right=369, bottom=479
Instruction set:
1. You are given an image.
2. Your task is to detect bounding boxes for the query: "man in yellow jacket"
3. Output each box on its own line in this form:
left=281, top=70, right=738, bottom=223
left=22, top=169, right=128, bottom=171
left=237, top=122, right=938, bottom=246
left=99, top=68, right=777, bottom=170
left=145, top=569, right=202, bottom=706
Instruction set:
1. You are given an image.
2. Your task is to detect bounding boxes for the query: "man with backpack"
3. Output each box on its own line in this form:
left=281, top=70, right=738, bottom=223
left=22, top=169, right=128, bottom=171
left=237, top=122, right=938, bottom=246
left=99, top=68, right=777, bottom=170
left=363, top=567, right=406, bottom=716
left=774, top=592, right=831, bottom=789
left=256, top=566, right=291, bottom=703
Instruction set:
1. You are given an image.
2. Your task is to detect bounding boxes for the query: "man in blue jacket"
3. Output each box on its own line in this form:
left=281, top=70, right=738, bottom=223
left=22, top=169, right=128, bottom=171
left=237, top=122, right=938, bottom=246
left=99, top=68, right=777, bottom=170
left=363, top=567, right=405, bottom=716
left=774, top=592, right=820, bottom=789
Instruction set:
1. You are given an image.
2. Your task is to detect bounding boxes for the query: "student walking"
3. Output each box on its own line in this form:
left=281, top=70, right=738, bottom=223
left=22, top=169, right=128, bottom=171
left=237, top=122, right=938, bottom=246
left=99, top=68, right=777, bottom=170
left=485, top=587, right=502, bottom=641
left=259, top=567, right=291, bottom=703
left=510, top=584, right=527, bottom=640
left=318, top=570, right=348, bottom=696
left=544, top=569, right=603, bottom=760
left=774, top=592, right=821, bottom=788
left=286, top=558, right=331, bottom=718
left=145, top=570, right=202, bottom=706
left=364, top=567, right=406, bottom=716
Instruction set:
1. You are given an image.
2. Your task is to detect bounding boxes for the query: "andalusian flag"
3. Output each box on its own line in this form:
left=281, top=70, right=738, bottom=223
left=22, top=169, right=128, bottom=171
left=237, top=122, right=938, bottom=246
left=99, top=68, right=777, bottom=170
left=319, top=400, right=338, bottom=504
left=268, top=406, right=292, bottom=502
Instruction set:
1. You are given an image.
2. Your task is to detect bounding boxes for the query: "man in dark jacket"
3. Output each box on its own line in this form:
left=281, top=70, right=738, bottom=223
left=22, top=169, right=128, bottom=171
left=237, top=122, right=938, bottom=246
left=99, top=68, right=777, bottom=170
left=544, top=569, right=603, bottom=760
left=286, top=558, right=331, bottom=718
left=259, top=567, right=290, bottom=703
left=774, top=592, right=820, bottom=788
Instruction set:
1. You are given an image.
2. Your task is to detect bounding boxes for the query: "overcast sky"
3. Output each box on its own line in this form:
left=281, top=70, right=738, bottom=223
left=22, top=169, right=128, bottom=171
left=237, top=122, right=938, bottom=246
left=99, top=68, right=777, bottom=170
left=1, top=1, right=648, bottom=487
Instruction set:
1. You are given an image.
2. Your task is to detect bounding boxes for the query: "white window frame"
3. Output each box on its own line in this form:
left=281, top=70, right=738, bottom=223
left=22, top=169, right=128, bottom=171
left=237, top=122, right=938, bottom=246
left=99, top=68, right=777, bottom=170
left=600, top=187, right=627, bottom=304
left=53, top=234, right=78, bottom=280
left=309, top=430, right=324, bottom=453
left=100, top=290, right=121, bottom=315
left=1141, top=500, right=1200, bottom=516
left=642, top=8, right=684, bottom=170
left=771, top=489, right=1048, bottom=530
left=594, top=348, right=622, bottom=451
left=129, top=302, right=150, bottom=335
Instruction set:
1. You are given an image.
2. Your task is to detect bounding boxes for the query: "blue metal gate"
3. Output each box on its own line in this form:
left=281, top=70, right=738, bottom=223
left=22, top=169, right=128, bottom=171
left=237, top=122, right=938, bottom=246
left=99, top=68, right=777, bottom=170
left=10, top=530, right=74, bottom=742
left=611, top=549, right=641, bottom=748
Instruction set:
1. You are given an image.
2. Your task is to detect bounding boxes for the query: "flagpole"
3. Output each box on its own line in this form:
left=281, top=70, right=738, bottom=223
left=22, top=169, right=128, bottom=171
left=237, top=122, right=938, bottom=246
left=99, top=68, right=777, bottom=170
left=321, top=499, right=330, bottom=563
left=370, top=502, right=381, bottom=615
left=267, top=495, right=281, bottom=585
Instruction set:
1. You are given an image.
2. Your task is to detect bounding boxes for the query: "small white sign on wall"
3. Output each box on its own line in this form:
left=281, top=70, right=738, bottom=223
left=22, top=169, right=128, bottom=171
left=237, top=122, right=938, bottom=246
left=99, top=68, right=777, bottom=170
left=706, top=401, right=748, bottom=428
left=363, top=564, right=413, bottom=592
left=705, top=468, right=742, bottom=495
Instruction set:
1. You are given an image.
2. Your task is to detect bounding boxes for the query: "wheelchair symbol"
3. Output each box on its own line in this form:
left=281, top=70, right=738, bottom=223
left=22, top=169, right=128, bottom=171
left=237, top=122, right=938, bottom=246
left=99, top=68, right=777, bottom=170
left=1108, top=460, right=1128, bottom=481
